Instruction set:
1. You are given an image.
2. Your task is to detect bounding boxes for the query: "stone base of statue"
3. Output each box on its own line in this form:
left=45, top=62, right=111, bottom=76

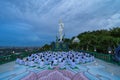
left=52, top=42, right=69, bottom=51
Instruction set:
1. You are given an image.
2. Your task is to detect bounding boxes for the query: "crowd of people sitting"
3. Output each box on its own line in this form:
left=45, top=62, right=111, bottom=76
left=16, top=51, right=94, bottom=69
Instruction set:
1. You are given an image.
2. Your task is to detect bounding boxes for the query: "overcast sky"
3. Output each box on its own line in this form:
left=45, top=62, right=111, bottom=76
left=0, top=0, right=120, bottom=47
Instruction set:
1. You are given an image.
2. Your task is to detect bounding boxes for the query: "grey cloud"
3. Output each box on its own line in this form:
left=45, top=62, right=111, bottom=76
left=0, top=0, right=120, bottom=46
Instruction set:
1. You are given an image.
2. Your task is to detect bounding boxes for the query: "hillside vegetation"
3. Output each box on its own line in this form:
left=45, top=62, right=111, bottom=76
left=69, top=27, right=120, bottom=53
left=42, top=27, right=120, bottom=54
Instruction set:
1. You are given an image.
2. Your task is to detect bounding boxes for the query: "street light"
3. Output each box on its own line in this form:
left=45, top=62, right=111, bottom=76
left=108, top=47, right=112, bottom=54
left=86, top=45, right=88, bottom=51
left=94, top=47, right=96, bottom=52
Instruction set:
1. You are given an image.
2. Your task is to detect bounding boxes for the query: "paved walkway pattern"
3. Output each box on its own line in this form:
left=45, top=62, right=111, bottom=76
left=0, top=59, right=120, bottom=80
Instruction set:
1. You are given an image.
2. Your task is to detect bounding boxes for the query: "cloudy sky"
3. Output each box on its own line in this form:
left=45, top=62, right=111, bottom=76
left=0, top=0, right=120, bottom=47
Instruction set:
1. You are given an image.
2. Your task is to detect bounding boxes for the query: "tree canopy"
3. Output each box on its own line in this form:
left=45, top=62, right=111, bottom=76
left=42, top=27, right=120, bottom=54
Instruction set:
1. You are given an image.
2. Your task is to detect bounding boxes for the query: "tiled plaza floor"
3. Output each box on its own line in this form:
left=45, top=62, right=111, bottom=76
left=0, top=58, right=120, bottom=80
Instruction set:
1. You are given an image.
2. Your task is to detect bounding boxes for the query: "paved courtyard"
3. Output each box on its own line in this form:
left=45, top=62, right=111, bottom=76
left=0, top=58, right=120, bottom=80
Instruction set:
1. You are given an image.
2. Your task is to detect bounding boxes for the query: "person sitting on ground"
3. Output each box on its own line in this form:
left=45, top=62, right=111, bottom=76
left=53, top=58, right=58, bottom=66
left=28, top=59, right=35, bottom=67
left=19, top=58, right=24, bottom=65
left=16, top=57, right=20, bottom=64
left=49, top=61, right=54, bottom=69
left=90, top=55, right=94, bottom=62
left=70, top=59, right=77, bottom=69
left=24, top=58, right=29, bottom=66
left=75, top=57, right=79, bottom=64
left=81, top=56, right=85, bottom=63
left=59, top=60, right=66, bottom=69
left=38, top=59, right=44, bottom=68
left=45, top=58, right=49, bottom=65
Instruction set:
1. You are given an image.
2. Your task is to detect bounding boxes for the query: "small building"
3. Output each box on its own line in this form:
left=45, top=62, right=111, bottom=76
left=72, top=37, right=80, bottom=43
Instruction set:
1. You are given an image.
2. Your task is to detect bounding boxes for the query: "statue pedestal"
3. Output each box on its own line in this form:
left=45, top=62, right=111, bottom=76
left=52, top=42, right=69, bottom=51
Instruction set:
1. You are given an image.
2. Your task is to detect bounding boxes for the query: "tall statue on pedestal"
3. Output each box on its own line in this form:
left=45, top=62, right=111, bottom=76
left=52, top=19, right=68, bottom=51
left=59, top=19, right=64, bottom=42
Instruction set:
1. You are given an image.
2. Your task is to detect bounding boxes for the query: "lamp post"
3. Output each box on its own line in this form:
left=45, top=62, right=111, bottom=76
left=86, top=45, right=88, bottom=51
left=94, top=47, right=96, bottom=52
left=108, top=47, right=112, bottom=54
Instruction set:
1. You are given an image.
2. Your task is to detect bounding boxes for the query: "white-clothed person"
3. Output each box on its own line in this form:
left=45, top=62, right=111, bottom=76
left=75, top=57, right=79, bottom=64
left=18, top=58, right=24, bottom=65
left=24, top=58, right=29, bottom=66
left=16, top=58, right=20, bottom=64
left=49, top=61, right=54, bottom=69
left=53, top=58, right=58, bottom=65
left=70, top=59, right=76, bottom=69
left=59, top=60, right=66, bottom=69
left=38, top=59, right=44, bottom=68
left=28, top=60, right=35, bottom=67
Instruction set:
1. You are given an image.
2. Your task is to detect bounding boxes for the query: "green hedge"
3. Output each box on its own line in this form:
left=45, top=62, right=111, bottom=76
left=87, top=52, right=112, bottom=62
left=0, top=50, right=43, bottom=65
left=0, top=52, right=33, bottom=65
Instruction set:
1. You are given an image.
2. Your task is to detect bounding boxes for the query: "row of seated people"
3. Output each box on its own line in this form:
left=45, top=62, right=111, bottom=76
left=16, top=51, right=94, bottom=69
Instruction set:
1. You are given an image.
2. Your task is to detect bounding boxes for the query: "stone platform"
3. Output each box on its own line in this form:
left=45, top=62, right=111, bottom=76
left=0, top=59, right=120, bottom=80
left=52, top=42, right=69, bottom=51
